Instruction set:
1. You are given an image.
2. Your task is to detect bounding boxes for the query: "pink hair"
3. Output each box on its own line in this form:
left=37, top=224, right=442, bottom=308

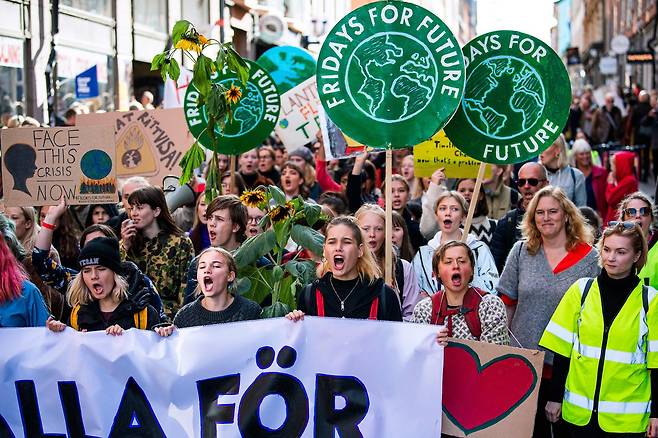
left=0, top=238, right=27, bottom=303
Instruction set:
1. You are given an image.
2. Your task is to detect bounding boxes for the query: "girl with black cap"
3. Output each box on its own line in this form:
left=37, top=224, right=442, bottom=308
left=46, top=237, right=160, bottom=334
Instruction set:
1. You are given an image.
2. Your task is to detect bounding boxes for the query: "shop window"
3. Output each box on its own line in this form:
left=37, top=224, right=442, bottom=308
left=134, top=0, right=167, bottom=33
left=56, top=47, right=115, bottom=114
left=182, top=0, right=209, bottom=30
left=60, top=0, right=112, bottom=17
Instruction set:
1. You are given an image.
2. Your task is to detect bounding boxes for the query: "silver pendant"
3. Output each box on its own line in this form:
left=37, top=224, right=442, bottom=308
left=340, top=301, right=345, bottom=311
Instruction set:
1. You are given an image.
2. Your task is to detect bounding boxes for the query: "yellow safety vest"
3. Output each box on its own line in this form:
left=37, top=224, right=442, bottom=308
left=539, top=277, right=658, bottom=433
left=640, top=243, right=658, bottom=290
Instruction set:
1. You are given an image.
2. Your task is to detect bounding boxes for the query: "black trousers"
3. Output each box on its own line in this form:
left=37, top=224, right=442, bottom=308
left=568, top=418, right=645, bottom=437
left=535, top=378, right=569, bottom=438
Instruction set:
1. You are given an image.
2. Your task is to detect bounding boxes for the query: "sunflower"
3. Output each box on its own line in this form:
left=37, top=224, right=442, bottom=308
left=240, top=189, right=267, bottom=208
left=198, top=34, right=209, bottom=45
left=175, top=37, right=202, bottom=54
left=269, top=201, right=294, bottom=223
left=226, top=85, right=243, bottom=105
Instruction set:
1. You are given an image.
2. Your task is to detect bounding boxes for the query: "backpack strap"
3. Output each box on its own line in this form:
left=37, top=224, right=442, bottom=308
left=419, top=247, right=437, bottom=294
left=369, top=298, right=379, bottom=320
left=70, top=304, right=81, bottom=331
left=581, top=278, right=595, bottom=306
left=462, top=288, right=485, bottom=340
left=430, top=291, right=444, bottom=325
left=133, top=307, right=148, bottom=329
left=315, top=288, right=325, bottom=317
left=570, top=166, right=576, bottom=187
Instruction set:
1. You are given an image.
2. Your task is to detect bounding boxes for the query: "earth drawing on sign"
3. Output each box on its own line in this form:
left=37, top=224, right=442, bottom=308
left=214, top=80, right=263, bottom=138
left=346, top=32, right=438, bottom=123
left=462, top=56, right=545, bottom=140
left=258, top=49, right=316, bottom=94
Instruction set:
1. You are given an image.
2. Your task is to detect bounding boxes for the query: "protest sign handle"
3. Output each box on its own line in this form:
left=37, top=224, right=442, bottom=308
left=461, top=162, right=487, bottom=242
left=385, top=148, right=393, bottom=285
left=230, top=154, right=236, bottom=193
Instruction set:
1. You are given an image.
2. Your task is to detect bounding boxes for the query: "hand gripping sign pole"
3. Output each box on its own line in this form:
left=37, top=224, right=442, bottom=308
left=317, top=1, right=465, bottom=285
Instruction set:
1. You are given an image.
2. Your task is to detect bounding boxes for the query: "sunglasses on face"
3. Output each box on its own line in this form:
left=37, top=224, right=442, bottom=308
left=516, top=178, right=544, bottom=187
left=608, top=221, right=638, bottom=230
left=623, top=207, right=651, bottom=217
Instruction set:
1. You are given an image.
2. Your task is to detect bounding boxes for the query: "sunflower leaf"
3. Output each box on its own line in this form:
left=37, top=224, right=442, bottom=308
left=172, top=20, right=192, bottom=45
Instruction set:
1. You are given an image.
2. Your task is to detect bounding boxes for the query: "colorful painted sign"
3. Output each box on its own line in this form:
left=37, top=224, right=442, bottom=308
left=78, top=108, right=190, bottom=187
left=445, top=31, right=571, bottom=164
left=442, top=339, right=544, bottom=437
left=276, top=76, right=321, bottom=152
left=414, top=130, right=492, bottom=178
left=317, top=1, right=465, bottom=148
left=1, top=126, right=116, bottom=206
left=319, top=107, right=365, bottom=160
left=184, top=60, right=281, bottom=154
left=75, top=65, right=99, bottom=99
left=257, top=46, right=317, bottom=94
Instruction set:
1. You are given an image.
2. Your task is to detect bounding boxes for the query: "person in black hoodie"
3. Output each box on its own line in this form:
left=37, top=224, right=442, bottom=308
left=286, top=216, right=402, bottom=321
left=46, top=237, right=160, bottom=334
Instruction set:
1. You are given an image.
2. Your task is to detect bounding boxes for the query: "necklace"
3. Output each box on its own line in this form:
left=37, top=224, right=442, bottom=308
left=330, top=276, right=359, bottom=313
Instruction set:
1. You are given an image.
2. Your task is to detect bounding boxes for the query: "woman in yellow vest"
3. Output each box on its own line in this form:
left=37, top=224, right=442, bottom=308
left=540, top=222, right=658, bottom=437
left=45, top=237, right=160, bottom=334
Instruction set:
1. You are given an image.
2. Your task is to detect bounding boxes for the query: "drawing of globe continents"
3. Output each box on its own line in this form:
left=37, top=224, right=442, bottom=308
left=346, top=33, right=438, bottom=122
left=217, top=81, right=264, bottom=138
left=462, top=56, right=546, bottom=140
left=80, top=150, right=112, bottom=180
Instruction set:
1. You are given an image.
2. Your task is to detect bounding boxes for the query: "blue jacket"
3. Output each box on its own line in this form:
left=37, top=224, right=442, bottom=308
left=0, top=280, right=50, bottom=327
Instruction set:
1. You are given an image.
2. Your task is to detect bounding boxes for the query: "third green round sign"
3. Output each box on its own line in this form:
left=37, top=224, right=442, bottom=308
left=184, top=60, right=280, bottom=155
left=316, top=1, right=465, bottom=148
left=444, top=31, right=571, bottom=164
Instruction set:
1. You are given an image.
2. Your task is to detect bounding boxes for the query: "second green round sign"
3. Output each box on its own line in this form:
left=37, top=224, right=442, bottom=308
left=316, top=1, right=465, bottom=148
left=445, top=31, right=571, bottom=164
left=184, top=60, right=280, bottom=154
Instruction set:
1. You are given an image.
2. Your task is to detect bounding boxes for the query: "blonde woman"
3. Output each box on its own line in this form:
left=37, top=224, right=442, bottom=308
left=286, top=216, right=402, bottom=321
left=46, top=237, right=160, bottom=334
left=156, top=247, right=261, bottom=336
left=497, top=186, right=599, bottom=438
left=355, top=204, right=421, bottom=320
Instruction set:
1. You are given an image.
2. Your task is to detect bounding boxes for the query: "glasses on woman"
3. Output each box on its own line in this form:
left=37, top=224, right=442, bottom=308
left=623, top=207, right=651, bottom=217
left=516, top=178, right=545, bottom=187
left=608, top=221, right=638, bottom=230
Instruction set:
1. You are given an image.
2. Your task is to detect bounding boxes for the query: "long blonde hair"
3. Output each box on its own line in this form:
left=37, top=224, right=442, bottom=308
left=521, top=186, right=594, bottom=255
left=66, top=270, right=128, bottom=307
left=318, top=216, right=381, bottom=283
left=8, top=207, right=38, bottom=252
left=354, top=204, right=399, bottom=289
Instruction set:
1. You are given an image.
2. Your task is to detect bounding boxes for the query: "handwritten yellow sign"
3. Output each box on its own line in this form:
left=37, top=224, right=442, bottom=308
left=414, top=130, right=491, bottom=179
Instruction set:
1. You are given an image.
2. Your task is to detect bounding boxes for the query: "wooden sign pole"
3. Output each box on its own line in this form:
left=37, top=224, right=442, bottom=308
left=230, top=154, right=237, bottom=194
left=461, top=162, right=487, bottom=242
left=385, top=148, right=393, bottom=285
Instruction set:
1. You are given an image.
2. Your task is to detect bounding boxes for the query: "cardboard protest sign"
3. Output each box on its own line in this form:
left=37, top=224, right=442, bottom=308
left=1, top=126, right=116, bottom=206
left=414, top=130, right=492, bottom=178
left=442, top=339, right=544, bottom=437
left=257, top=45, right=316, bottom=94
left=319, top=107, right=365, bottom=160
left=275, top=76, right=321, bottom=152
left=445, top=31, right=571, bottom=164
left=184, top=60, right=281, bottom=154
left=77, top=108, right=190, bottom=187
left=317, top=1, right=465, bottom=148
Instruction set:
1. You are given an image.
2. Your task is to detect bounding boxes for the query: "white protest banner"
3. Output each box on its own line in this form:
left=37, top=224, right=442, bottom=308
left=275, top=76, right=320, bottom=152
left=0, top=318, right=443, bottom=437
left=163, top=67, right=193, bottom=109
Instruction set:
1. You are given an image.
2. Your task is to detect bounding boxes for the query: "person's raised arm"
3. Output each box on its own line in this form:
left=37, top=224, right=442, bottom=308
left=35, top=198, right=67, bottom=251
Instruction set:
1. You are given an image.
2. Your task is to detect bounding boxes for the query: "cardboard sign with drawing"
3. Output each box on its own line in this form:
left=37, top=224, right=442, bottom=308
left=1, top=126, right=116, bottom=206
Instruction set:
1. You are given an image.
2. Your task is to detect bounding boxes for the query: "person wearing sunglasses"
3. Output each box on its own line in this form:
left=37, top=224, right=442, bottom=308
left=618, top=192, right=658, bottom=289
left=489, top=162, right=549, bottom=273
left=571, top=139, right=608, bottom=221
left=540, top=221, right=658, bottom=438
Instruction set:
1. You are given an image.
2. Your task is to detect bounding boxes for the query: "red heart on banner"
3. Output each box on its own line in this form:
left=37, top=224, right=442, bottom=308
left=442, top=342, right=538, bottom=434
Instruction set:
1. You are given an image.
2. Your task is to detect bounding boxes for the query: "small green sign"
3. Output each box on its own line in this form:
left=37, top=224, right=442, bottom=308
left=184, top=60, right=281, bottom=154
left=444, top=31, right=571, bottom=164
left=316, top=1, right=465, bottom=148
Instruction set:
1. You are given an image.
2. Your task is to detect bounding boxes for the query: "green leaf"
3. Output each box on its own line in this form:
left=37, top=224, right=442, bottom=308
left=179, top=141, right=205, bottom=184
left=172, top=20, right=192, bottom=45
left=215, top=48, right=227, bottom=73
left=206, top=87, right=227, bottom=119
left=151, top=52, right=166, bottom=71
left=237, top=266, right=273, bottom=304
left=277, top=275, right=296, bottom=309
left=225, top=44, right=250, bottom=85
left=272, top=265, right=284, bottom=282
left=159, top=62, right=169, bottom=82
left=285, top=260, right=317, bottom=286
left=261, top=302, right=290, bottom=319
left=290, top=224, right=324, bottom=255
left=303, top=202, right=322, bottom=227
left=235, top=276, right=251, bottom=295
left=234, top=229, right=276, bottom=269
left=169, top=57, right=180, bottom=81
left=269, top=186, right=286, bottom=205
left=193, top=55, right=212, bottom=96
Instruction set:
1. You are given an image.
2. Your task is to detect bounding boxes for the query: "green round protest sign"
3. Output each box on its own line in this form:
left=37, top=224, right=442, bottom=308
left=184, top=60, right=280, bottom=154
left=316, top=1, right=465, bottom=148
left=444, top=31, right=571, bottom=164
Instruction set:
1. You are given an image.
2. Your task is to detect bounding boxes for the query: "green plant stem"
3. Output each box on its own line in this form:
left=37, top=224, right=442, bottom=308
left=182, top=50, right=198, bottom=65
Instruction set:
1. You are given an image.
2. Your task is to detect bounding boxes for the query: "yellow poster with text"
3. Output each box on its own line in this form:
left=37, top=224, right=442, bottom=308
left=414, top=131, right=491, bottom=179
